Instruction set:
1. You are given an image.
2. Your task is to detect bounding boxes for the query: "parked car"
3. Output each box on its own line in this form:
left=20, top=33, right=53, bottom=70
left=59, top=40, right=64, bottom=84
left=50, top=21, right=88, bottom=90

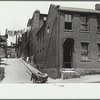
left=30, top=71, right=48, bottom=83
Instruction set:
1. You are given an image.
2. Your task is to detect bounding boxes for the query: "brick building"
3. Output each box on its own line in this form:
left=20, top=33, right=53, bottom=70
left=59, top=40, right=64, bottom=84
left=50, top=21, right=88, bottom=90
left=19, top=10, right=47, bottom=63
left=35, top=4, right=100, bottom=78
left=6, top=43, right=18, bottom=58
left=26, top=10, right=47, bottom=62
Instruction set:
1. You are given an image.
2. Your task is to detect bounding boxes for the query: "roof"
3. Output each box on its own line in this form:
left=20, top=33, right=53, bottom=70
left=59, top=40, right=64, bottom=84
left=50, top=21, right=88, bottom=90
left=40, top=13, right=48, bottom=16
left=51, top=4, right=100, bottom=14
left=27, top=19, right=32, bottom=27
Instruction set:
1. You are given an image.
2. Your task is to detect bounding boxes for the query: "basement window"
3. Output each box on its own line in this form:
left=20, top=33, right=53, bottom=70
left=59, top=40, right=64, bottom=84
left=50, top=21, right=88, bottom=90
left=64, top=14, right=72, bottom=30
left=97, top=43, right=100, bottom=61
left=80, top=16, right=89, bottom=31
left=81, top=42, right=89, bottom=61
left=97, top=17, right=100, bottom=32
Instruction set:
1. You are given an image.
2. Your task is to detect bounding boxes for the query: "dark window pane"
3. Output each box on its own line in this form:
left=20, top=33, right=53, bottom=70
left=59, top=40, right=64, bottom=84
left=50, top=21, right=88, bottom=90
left=98, top=27, right=100, bottom=32
left=65, top=22, right=72, bottom=30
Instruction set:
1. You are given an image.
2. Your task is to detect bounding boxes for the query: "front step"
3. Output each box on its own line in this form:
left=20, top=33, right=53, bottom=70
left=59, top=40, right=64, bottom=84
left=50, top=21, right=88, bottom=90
left=61, top=69, right=80, bottom=79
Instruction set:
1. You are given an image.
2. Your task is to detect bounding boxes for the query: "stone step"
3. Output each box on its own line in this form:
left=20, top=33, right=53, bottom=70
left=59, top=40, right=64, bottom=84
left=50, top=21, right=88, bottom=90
left=61, top=70, right=80, bottom=79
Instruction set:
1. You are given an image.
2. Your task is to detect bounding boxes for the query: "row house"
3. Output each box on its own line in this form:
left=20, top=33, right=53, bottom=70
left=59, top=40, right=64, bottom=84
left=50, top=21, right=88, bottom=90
left=35, top=4, right=100, bottom=79
left=28, top=10, right=47, bottom=63
left=19, top=10, right=47, bottom=62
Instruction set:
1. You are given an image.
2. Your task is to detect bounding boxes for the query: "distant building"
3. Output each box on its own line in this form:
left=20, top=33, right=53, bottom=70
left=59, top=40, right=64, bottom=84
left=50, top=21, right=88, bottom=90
left=0, top=35, right=7, bottom=58
left=28, top=10, right=47, bottom=63
left=6, top=43, right=18, bottom=58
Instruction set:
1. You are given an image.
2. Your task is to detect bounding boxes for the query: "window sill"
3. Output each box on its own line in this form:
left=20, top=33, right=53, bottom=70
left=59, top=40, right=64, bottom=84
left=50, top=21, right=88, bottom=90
left=97, top=32, right=100, bottom=34
left=80, top=30, right=89, bottom=33
left=80, top=58, right=90, bottom=62
left=98, top=59, right=100, bottom=62
left=64, top=29, right=73, bottom=32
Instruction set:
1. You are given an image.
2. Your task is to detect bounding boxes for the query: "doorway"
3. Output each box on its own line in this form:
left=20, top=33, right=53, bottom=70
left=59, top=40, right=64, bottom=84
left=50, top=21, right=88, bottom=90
left=63, top=38, right=74, bottom=68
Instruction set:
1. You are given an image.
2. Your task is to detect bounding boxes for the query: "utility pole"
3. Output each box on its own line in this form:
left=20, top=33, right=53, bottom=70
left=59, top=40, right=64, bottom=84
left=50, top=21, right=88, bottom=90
left=16, top=34, right=18, bottom=44
left=5, top=29, right=8, bottom=58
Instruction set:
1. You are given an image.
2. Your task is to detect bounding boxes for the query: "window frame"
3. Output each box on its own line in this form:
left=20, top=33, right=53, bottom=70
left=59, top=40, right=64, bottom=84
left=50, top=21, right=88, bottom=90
left=80, top=15, right=89, bottom=32
left=97, top=43, right=100, bottom=62
left=64, top=14, right=73, bottom=30
left=97, top=17, right=100, bottom=33
left=80, top=41, right=90, bottom=62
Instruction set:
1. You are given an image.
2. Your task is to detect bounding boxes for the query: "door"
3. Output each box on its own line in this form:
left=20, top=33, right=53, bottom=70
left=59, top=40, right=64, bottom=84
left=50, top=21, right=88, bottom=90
left=63, top=38, right=74, bottom=68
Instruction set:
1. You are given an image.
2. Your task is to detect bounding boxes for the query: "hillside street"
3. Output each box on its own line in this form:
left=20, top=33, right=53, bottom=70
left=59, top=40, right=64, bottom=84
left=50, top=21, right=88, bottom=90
left=0, top=58, right=100, bottom=83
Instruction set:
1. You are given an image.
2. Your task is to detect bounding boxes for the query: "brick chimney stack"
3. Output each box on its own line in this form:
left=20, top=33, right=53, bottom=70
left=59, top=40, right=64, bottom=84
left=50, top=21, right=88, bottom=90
left=32, top=10, right=40, bottom=29
left=95, top=4, right=100, bottom=11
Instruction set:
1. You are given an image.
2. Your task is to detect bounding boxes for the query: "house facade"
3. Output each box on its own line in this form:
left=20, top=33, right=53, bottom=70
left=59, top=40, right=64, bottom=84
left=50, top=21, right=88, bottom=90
left=35, top=4, right=100, bottom=79
left=18, top=10, right=47, bottom=63
left=22, top=10, right=48, bottom=62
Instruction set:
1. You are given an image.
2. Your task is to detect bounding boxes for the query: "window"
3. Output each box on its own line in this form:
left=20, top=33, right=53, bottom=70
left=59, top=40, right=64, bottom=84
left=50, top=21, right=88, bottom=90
left=42, top=57, right=44, bottom=61
left=97, top=17, right=100, bottom=32
left=40, top=49, right=41, bottom=54
left=42, top=47, right=44, bottom=52
left=80, top=16, right=88, bottom=31
left=40, top=33, right=41, bottom=43
left=43, top=17, right=47, bottom=24
left=37, top=34, right=39, bottom=45
left=64, top=14, right=72, bottom=30
left=97, top=43, right=100, bottom=61
left=47, top=26, right=50, bottom=34
left=43, top=32, right=44, bottom=41
left=81, top=42, right=89, bottom=60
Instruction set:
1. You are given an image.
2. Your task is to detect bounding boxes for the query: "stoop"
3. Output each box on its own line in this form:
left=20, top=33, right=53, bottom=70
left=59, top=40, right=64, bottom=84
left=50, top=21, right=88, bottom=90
left=60, top=68, right=80, bottom=79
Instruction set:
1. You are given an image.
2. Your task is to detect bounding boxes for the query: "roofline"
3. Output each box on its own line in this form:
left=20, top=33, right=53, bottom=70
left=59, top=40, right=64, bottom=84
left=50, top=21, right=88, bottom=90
left=51, top=4, right=100, bottom=14
left=40, top=13, right=48, bottom=16
left=58, top=9, right=100, bottom=14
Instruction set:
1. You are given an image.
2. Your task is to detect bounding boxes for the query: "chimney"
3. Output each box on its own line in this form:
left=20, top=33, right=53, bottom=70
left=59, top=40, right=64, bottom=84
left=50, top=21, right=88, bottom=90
left=95, top=4, right=100, bottom=11
left=32, top=10, right=40, bottom=29
left=34, top=10, right=40, bottom=14
left=56, top=5, right=60, bottom=8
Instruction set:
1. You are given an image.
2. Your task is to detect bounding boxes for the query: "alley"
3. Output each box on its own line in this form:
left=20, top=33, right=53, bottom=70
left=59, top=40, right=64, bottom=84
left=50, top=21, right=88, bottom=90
left=1, top=58, right=32, bottom=83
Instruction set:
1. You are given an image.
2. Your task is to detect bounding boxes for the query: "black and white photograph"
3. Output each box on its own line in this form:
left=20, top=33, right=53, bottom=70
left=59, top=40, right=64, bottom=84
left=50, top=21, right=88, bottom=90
left=1, top=1, right=100, bottom=99
left=1, top=1, right=100, bottom=84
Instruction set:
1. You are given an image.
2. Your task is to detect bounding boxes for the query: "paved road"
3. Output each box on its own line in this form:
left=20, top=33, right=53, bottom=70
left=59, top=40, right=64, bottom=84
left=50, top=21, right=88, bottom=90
left=1, top=58, right=32, bottom=84
left=1, top=58, right=100, bottom=83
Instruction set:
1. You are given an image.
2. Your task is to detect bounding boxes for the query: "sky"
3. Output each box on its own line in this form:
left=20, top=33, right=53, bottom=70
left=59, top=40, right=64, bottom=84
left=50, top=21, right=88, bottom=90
left=0, top=1, right=100, bottom=45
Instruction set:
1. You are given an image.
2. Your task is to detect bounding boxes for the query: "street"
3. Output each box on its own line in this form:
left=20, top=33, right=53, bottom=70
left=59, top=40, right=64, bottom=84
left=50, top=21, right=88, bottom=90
left=1, top=58, right=32, bottom=83
left=1, top=58, right=100, bottom=83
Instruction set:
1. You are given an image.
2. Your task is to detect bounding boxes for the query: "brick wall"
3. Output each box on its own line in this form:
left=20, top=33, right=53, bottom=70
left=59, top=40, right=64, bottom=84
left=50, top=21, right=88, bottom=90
left=36, top=5, right=59, bottom=78
left=59, top=11, right=100, bottom=73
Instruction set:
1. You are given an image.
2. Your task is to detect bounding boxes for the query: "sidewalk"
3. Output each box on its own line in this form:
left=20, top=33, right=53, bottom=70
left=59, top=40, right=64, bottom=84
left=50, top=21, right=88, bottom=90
left=19, top=58, right=100, bottom=83
left=19, top=58, right=41, bottom=75
left=19, top=58, right=55, bottom=83
left=0, top=58, right=7, bottom=82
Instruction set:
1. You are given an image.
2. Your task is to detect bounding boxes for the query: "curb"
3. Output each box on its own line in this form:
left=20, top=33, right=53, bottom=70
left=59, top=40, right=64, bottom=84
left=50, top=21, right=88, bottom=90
left=19, top=58, right=41, bottom=75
